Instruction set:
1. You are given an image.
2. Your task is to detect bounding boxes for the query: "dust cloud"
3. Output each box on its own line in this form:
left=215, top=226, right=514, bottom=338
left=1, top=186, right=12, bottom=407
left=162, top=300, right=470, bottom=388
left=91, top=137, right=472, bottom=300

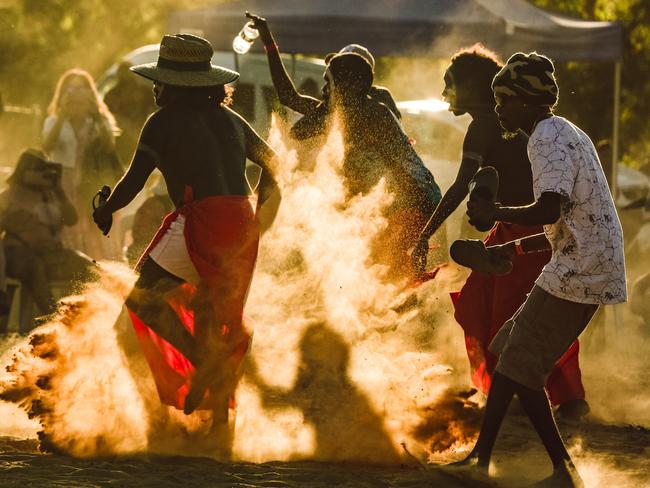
left=0, top=116, right=479, bottom=464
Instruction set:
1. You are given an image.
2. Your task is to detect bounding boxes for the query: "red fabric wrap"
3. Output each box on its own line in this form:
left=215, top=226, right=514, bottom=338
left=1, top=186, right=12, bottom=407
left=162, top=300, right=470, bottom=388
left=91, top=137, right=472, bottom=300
left=130, top=192, right=259, bottom=410
left=451, top=222, right=584, bottom=406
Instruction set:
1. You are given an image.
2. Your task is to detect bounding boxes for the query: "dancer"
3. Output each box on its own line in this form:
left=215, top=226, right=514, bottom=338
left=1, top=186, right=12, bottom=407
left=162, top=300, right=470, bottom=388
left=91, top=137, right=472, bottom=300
left=453, top=52, right=626, bottom=487
left=322, top=53, right=440, bottom=280
left=246, top=12, right=401, bottom=140
left=93, top=34, right=281, bottom=417
left=412, top=45, right=588, bottom=418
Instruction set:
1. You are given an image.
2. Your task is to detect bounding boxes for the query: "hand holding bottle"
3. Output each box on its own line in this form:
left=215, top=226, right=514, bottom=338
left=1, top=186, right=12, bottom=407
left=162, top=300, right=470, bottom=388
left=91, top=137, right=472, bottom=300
left=233, top=13, right=260, bottom=54
left=245, top=12, right=274, bottom=46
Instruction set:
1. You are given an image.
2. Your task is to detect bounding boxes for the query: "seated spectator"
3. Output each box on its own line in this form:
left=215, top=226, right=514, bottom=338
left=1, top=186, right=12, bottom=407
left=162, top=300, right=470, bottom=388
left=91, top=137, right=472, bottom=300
left=0, top=244, right=9, bottom=330
left=0, top=149, right=97, bottom=327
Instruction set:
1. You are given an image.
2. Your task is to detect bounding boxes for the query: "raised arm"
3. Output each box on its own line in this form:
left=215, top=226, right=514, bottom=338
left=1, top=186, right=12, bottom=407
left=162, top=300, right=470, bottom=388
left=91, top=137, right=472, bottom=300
left=246, top=12, right=320, bottom=115
left=42, top=115, right=66, bottom=155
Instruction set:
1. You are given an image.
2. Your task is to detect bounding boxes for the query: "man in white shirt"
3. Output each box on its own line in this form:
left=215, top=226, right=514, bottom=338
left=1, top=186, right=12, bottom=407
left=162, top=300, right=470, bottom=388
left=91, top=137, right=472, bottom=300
left=453, top=52, right=626, bottom=488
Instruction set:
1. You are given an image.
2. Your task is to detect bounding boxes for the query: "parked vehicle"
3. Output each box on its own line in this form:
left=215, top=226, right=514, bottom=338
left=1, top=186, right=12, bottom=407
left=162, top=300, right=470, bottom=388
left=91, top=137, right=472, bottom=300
left=97, top=44, right=326, bottom=136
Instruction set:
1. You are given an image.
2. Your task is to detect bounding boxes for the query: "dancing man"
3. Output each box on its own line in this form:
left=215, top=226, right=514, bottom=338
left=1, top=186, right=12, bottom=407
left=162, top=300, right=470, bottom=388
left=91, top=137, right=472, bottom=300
left=93, top=34, right=281, bottom=418
left=412, top=44, right=589, bottom=418
left=454, top=52, right=626, bottom=487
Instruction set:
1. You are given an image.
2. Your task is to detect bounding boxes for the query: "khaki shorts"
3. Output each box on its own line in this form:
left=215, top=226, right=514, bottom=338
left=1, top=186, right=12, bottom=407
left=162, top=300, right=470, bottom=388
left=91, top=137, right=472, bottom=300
left=490, top=285, right=598, bottom=390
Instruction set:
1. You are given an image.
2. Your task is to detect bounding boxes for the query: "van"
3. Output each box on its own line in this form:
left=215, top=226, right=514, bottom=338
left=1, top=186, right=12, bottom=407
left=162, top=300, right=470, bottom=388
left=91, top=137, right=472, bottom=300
left=98, top=44, right=326, bottom=136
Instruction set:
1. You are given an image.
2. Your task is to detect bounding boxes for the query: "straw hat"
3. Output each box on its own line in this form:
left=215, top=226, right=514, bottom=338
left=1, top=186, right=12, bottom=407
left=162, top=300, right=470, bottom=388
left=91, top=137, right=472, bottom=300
left=325, top=44, right=375, bottom=71
left=131, top=34, right=239, bottom=87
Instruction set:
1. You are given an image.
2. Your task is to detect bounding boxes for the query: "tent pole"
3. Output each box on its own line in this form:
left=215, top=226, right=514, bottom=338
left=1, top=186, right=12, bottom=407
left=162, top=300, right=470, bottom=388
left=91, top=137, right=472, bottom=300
left=612, top=61, right=621, bottom=200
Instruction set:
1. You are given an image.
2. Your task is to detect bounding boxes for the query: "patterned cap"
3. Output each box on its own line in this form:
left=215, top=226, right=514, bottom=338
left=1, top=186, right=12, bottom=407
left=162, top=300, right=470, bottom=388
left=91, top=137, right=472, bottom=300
left=492, top=52, right=558, bottom=106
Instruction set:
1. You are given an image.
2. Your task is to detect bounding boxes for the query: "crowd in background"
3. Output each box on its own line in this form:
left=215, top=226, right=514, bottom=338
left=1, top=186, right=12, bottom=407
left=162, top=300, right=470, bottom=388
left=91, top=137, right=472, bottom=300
left=0, top=53, right=648, bottom=339
left=0, top=64, right=166, bottom=333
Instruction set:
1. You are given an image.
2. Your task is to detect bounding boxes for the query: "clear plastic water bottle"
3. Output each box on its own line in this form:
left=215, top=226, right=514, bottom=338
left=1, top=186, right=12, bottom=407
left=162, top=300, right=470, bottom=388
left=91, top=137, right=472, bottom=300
left=233, top=22, right=259, bottom=54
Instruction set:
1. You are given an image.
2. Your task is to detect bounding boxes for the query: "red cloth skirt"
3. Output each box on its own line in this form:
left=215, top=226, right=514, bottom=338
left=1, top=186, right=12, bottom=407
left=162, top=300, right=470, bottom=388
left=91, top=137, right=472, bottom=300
left=129, top=192, right=259, bottom=410
left=451, top=222, right=584, bottom=405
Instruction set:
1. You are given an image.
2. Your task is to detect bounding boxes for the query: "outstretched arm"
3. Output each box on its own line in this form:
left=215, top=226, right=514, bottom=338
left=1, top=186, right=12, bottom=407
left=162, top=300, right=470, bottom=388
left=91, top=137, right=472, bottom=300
left=93, top=149, right=156, bottom=231
left=246, top=12, right=320, bottom=115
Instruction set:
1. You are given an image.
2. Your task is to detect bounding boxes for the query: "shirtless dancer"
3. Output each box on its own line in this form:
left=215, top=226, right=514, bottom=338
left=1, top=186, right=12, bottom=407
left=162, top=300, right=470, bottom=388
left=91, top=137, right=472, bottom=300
left=412, top=45, right=588, bottom=418
left=93, top=34, right=280, bottom=416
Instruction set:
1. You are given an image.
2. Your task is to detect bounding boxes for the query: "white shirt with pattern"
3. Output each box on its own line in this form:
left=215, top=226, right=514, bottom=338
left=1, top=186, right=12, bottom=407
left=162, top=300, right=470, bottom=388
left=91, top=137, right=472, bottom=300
left=528, top=116, right=627, bottom=304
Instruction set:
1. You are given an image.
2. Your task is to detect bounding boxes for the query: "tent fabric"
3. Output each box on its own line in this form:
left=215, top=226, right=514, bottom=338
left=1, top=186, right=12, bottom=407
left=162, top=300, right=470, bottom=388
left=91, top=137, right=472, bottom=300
left=168, top=0, right=622, bottom=61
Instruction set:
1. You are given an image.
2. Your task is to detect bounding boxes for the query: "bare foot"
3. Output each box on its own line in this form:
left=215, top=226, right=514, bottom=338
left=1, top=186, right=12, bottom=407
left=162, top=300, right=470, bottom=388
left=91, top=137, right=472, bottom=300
left=183, top=383, right=206, bottom=415
left=446, top=451, right=489, bottom=471
left=531, top=463, right=584, bottom=488
left=428, top=455, right=493, bottom=486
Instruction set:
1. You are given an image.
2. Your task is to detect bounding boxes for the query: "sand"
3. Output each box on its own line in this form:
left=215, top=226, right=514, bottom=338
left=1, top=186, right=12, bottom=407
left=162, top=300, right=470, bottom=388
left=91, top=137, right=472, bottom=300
left=1, top=411, right=648, bottom=487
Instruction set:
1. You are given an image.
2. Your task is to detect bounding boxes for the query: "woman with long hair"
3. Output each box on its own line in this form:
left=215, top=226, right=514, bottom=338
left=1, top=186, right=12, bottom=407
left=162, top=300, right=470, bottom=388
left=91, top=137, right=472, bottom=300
left=42, top=68, right=123, bottom=259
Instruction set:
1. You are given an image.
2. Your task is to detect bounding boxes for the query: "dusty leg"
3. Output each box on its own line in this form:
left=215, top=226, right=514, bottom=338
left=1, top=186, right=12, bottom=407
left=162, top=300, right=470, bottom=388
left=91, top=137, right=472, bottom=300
left=453, top=371, right=516, bottom=470
left=126, top=259, right=199, bottom=365
left=516, top=382, right=584, bottom=488
left=184, top=283, right=247, bottom=415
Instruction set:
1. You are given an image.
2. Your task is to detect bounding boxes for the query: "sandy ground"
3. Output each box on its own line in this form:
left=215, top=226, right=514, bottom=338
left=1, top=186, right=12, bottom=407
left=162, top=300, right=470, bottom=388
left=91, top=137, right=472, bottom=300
left=1, top=412, right=648, bottom=487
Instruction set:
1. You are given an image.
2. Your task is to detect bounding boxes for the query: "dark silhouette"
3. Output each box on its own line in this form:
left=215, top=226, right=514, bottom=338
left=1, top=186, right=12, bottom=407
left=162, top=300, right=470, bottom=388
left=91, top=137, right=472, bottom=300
left=93, top=34, right=280, bottom=436
left=247, top=323, right=400, bottom=464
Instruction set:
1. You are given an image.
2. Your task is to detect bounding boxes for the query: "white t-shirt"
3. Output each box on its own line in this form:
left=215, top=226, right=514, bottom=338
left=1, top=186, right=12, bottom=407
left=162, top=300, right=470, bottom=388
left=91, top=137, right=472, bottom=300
left=528, top=116, right=627, bottom=304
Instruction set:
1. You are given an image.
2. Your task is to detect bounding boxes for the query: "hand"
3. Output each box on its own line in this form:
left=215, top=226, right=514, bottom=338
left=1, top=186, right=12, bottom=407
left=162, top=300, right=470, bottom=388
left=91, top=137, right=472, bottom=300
left=486, top=243, right=515, bottom=274
left=411, top=236, right=429, bottom=277
left=93, top=205, right=113, bottom=235
left=467, top=192, right=497, bottom=229
left=246, top=12, right=273, bottom=45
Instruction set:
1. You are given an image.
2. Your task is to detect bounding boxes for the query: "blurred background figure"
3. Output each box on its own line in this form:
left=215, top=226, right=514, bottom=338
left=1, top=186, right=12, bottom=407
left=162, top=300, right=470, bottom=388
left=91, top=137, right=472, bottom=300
left=0, top=245, right=9, bottom=331
left=0, top=149, right=97, bottom=333
left=42, top=68, right=123, bottom=260
left=104, top=60, right=156, bottom=164
left=123, top=174, right=173, bottom=266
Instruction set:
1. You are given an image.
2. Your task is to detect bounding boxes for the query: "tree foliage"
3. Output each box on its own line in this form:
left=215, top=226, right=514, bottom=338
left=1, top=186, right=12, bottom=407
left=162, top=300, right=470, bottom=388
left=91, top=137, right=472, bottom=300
left=531, top=0, right=650, bottom=167
left=0, top=0, right=217, bottom=106
left=1, top=0, right=648, bottom=166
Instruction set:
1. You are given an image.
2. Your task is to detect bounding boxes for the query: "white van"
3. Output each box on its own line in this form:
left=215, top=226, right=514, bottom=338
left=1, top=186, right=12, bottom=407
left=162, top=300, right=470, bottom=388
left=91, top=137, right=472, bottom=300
left=98, top=44, right=326, bottom=136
